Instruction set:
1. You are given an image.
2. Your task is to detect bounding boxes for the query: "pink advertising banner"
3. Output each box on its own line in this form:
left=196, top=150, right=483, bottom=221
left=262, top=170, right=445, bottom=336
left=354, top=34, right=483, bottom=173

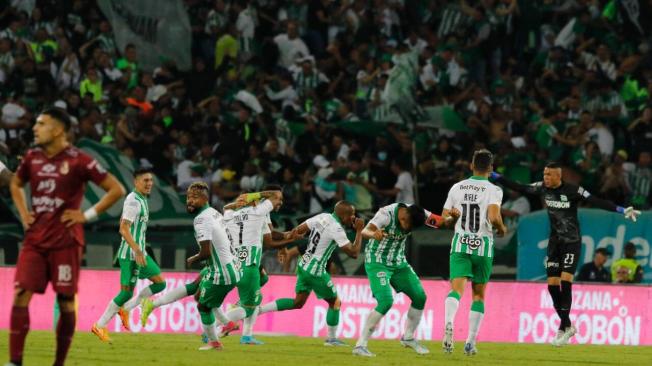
left=1, top=268, right=650, bottom=345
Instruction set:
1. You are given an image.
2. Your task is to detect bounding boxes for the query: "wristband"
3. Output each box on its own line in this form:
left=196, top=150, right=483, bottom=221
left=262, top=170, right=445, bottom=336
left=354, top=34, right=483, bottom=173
left=83, top=207, right=98, bottom=222
left=616, top=206, right=625, bottom=214
left=245, top=192, right=261, bottom=203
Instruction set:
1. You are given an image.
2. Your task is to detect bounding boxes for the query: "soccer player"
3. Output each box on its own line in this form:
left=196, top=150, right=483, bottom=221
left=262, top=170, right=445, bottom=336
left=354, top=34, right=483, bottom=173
left=352, top=202, right=457, bottom=357
left=186, top=181, right=242, bottom=351
left=440, top=149, right=507, bottom=356
left=257, top=200, right=365, bottom=346
left=8, top=108, right=125, bottom=366
left=491, top=162, right=640, bottom=346
left=221, top=189, right=284, bottom=345
left=92, top=167, right=167, bottom=342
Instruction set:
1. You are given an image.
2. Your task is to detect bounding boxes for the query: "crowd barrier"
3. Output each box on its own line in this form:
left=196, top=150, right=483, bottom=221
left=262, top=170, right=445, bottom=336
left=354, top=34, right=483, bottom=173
left=1, top=268, right=649, bottom=345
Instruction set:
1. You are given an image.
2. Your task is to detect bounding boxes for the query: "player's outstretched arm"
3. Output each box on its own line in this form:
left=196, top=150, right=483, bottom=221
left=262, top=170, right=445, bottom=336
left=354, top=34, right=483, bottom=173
left=439, top=208, right=461, bottom=229
left=341, top=217, right=365, bottom=259
left=61, top=174, right=126, bottom=226
left=489, top=172, right=542, bottom=196
left=361, top=222, right=385, bottom=241
left=187, top=240, right=212, bottom=267
left=582, top=191, right=641, bottom=222
left=10, top=174, right=34, bottom=230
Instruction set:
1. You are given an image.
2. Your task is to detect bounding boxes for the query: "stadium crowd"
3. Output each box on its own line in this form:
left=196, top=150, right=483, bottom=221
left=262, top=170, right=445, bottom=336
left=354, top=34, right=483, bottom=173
left=0, top=0, right=651, bottom=218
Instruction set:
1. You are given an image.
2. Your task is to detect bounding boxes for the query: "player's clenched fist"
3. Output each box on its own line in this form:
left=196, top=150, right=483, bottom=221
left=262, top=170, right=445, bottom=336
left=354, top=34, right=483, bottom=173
left=353, top=217, right=365, bottom=231
left=372, top=229, right=387, bottom=241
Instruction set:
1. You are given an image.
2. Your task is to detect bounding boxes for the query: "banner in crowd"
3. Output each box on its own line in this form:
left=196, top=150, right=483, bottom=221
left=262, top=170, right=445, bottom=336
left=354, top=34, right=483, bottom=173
left=98, top=0, right=192, bottom=71
left=517, top=209, right=652, bottom=283
left=77, top=138, right=190, bottom=226
left=1, top=268, right=650, bottom=345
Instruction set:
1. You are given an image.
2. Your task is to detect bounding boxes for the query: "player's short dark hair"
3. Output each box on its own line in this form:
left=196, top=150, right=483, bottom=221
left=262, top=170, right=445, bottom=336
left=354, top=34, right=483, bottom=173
left=545, top=161, right=562, bottom=169
left=188, top=181, right=209, bottom=197
left=472, top=149, right=493, bottom=173
left=41, top=107, right=71, bottom=131
left=265, top=184, right=282, bottom=191
left=133, top=166, right=153, bottom=178
left=407, top=204, right=426, bottom=229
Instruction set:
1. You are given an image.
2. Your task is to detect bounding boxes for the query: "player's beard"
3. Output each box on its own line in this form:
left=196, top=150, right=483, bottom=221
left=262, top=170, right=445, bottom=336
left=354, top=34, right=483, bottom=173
left=186, top=205, right=195, bottom=213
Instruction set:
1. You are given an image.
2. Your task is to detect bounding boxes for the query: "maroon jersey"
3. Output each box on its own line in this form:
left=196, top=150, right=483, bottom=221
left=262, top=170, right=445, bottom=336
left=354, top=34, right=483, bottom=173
left=16, top=146, right=108, bottom=249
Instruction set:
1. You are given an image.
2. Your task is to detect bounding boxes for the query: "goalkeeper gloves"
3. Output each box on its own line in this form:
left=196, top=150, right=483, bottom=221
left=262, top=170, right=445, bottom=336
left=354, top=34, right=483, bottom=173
left=617, top=206, right=641, bottom=222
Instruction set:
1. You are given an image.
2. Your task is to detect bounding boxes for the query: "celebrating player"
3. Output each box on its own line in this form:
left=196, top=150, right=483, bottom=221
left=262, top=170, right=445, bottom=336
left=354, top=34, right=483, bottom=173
left=92, top=167, right=167, bottom=342
left=491, top=161, right=640, bottom=346
left=352, top=202, right=457, bottom=357
left=8, top=108, right=125, bottom=366
left=186, top=181, right=242, bottom=351
left=258, top=200, right=364, bottom=346
left=221, top=189, right=284, bottom=345
left=441, top=149, right=507, bottom=356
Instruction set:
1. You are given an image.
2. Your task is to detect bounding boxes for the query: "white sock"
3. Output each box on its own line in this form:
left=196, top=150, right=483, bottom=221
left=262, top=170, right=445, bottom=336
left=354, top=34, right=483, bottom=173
left=403, top=306, right=423, bottom=340
left=328, top=325, right=337, bottom=339
left=97, top=300, right=120, bottom=327
left=202, top=321, right=219, bottom=342
left=444, top=297, right=460, bottom=326
left=152, top=285, right=187, bottom=307
left=259, top=301, right=277, bottom=314
left=213, top=307, right=229, bottom=325
left=123, top=286, right=153, bottom=311
left=355, top=310, right=383, bottom=348
left=226, top=306, right=247, bottom=322
left=242, top=307, right=259, bottom=337
left=466, top=311, right=484, bottom=344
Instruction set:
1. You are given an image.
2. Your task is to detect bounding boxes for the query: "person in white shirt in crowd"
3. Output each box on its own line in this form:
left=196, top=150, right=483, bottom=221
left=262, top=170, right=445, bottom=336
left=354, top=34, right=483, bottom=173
left=274, top=21, right=311, bottom=69
left=369, top=157, right=415, bottom=205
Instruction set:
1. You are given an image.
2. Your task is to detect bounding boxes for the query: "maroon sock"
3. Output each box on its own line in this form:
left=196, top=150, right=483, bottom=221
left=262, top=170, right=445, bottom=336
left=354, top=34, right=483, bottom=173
left=9, top=305, right=29, bottom=364
left=54, top=311, right=76, bottom=366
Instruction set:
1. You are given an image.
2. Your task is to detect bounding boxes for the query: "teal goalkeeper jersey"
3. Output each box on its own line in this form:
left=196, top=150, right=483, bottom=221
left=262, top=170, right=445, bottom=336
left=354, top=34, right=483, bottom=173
left=117, top=191, right=149, bottom=260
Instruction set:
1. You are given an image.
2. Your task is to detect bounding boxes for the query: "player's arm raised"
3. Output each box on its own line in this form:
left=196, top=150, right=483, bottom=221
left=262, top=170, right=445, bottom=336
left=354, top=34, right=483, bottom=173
left=489, top=172, right=543, bottom=196
left=119, top=218, right=146, bottom=266
left=339, top=217, right=365, bottom=259
left=361, top=222, right=386, bottom=241
left=10, top=174, right=34, bottom=230
left=577, top=186, right=641, bottom=222
left=436, top=208, right=461, bottom=229
left=187, top=240, right=212, bottom=267
left=263, top=222, right=304, bottom=248
left=61, top=174, right=126, bottom=227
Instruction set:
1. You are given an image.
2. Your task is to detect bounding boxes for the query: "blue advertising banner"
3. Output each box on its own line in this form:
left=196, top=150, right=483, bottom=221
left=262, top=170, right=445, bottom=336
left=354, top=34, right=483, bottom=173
left=517, top=209, right=652, bottom=282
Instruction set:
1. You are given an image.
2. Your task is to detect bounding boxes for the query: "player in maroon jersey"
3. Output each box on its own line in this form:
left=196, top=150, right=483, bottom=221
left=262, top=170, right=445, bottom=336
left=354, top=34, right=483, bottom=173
left=8, top=108, right=125, bottom=366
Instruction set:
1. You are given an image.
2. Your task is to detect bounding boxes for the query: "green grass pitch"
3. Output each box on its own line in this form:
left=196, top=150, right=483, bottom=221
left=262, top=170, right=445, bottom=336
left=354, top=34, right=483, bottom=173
left=1, top=330, right=651, bottom=365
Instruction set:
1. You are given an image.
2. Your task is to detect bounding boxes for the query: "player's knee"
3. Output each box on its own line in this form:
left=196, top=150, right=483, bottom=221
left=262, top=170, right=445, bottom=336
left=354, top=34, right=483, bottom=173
left=57, top=294, right=75, bottom=311
left=375, top=297, right=393, bottom=315
left=197, top=303, right=210, bottom=314
left=329, top=297, right=341, bottom=311
left=293, top=297, right=307, bottom=309
left=13, top=287, right=32, bottom=306
left=149, top=281, right=166, bottom=294
left=410, top=291, right=426, bottom=310
left=244, top=305, right=257, bottom=317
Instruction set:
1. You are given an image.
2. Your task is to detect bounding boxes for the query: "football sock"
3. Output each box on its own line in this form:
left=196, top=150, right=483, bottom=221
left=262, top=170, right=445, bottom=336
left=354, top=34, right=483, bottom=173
left=9, top=305, right=29, bottom=365
left=403, top=306, right=423, bottom=340
left=466, top=301, right=485, bottom=344
left=97, top=300, right=120, bottom=328
left=559, top=281, right=573, bottom=329
left=153, top=285, right=188, bottom=307
left=326, top=308, right=339, bottom=339
left=242, top=307, right=259, bottom=337
left=444, top=291, right=461, bottom=326
left=54, top=310, right=75, bottom=366
left=355, top=310, right=383, bottom=348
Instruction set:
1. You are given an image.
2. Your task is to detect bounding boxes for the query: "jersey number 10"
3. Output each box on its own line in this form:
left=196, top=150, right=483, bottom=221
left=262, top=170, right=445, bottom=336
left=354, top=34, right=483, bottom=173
left=461, top=203, right=480, bottom=233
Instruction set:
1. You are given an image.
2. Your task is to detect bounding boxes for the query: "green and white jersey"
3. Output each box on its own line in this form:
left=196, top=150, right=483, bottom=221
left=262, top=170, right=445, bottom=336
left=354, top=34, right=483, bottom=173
left=223, top=199, right=274, bottom=267
left=194, top=205, right=241, bottom=285
left=299, top=213, right=350, bottom=276
left=443, top=176, right=503, bottom=257
left=365, top=203, right=433, bottom=268
left=117, top=191, right=149, bottom=260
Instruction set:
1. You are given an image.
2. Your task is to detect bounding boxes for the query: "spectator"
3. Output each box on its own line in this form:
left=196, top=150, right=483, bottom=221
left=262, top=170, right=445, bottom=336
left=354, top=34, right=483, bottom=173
left=116, top=43, right=138, bottom=89
left=500, top=189, right=531, bottom=231
left=577, top=248, right=612, bottom=283
left=623, top=151, right=652, bottom=209
left=611, top=242, right=644, bottom=284
left=274, top=21, right=310, bottom=69
left=370, top=157, right=415, bottom=205
left=600, top=150, right=629, bottom=204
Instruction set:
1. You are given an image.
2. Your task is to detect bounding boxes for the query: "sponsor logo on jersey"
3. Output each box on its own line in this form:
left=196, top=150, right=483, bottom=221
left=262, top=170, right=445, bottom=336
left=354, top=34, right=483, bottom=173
left=460, top=235, right=482, bottom=250
left=545, top=200, right=571, bottom=209
left=59, top=161, right=69, bottom=175
left=37, top=163, right=60, bottom=177
left=560, top=195, right=567, bottom=202
left=36, top=178, right=56, bottom=194
left=459, top=184, right=487, bottom=192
